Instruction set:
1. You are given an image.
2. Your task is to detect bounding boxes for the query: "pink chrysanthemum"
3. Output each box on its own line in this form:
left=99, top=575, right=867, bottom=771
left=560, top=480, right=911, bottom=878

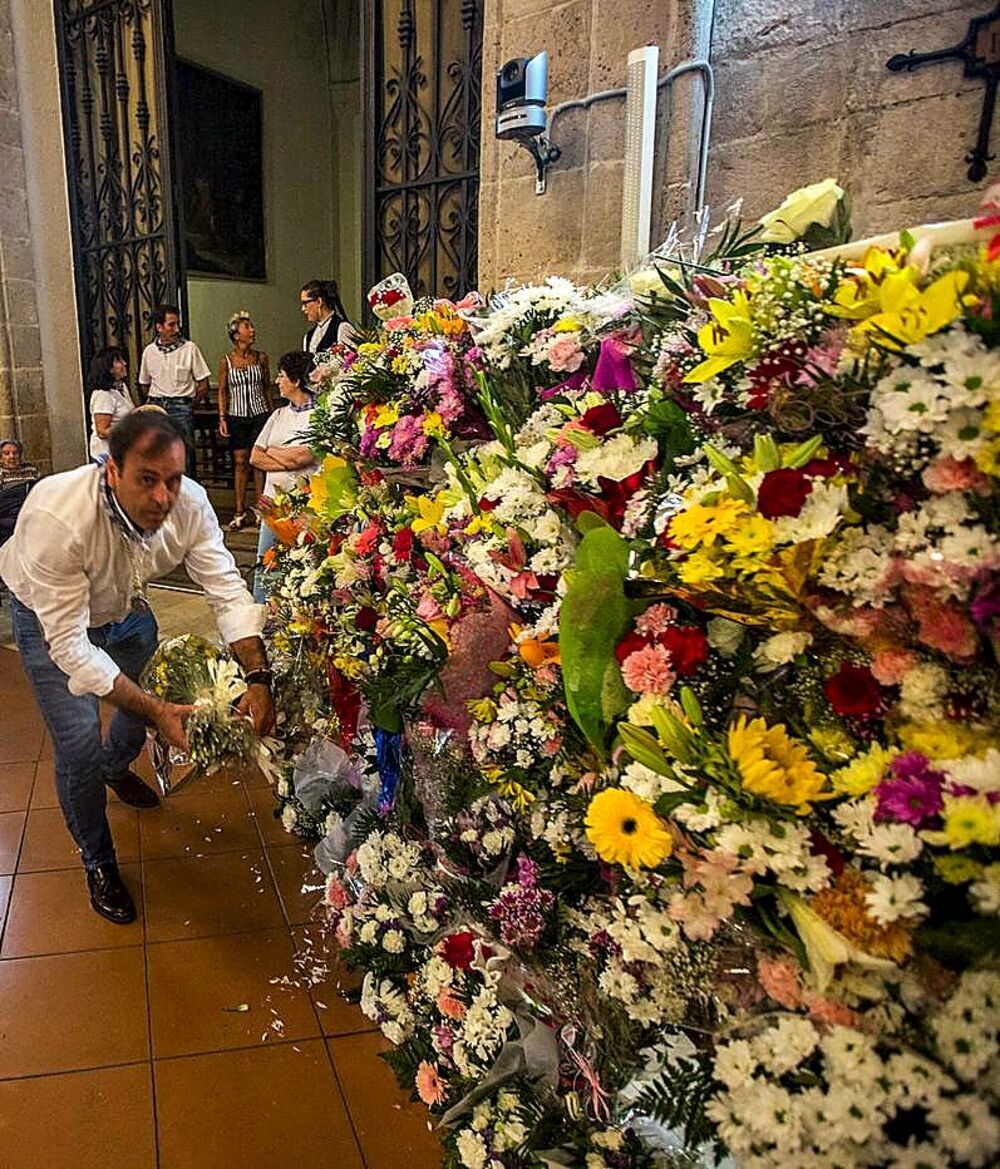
left=620, top=643, right=675, bottom=695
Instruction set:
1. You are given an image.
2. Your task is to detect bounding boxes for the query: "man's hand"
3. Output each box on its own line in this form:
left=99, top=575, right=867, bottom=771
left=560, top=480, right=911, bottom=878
left=237, top=683, right=276, bottom=736
left=154, top=700, right=196, bottom=751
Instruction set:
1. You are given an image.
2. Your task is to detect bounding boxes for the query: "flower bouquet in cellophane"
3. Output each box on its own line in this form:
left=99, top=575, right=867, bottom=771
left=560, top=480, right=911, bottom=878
left=141, top=634, right=280, bottom=795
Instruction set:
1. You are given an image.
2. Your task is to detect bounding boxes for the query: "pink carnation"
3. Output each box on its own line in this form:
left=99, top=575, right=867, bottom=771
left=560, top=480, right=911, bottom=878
left=922, top=455, right=992, bottom=495
left=546, top=336, right=586, bottom=373
left=801, top=990, right=861, bottom=1028
left=437, top=989, right=466, bottom=1020
left=870, top=648, right=920, bottom=686
left=324, top=874, right=350, bottom=910
left=635, top=603, right=678, bottom=637
left=757, top=954, right=803, bottom=1010
left=903, top=583, right=979, bottom=661
left=620, top=643, right=676, bottom=695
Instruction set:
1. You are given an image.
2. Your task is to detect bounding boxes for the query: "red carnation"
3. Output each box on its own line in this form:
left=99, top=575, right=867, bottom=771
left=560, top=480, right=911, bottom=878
left=579, top=402, right=622, bottom=436
left=440, top=931, right=477, bottom=970
left=659, top=625, right=708, bottom=676
left=824, top=663, right=882, bottom=718
left=478, top=496, right=498, bottom=512
left=757, top=467, right=813, bottom=519
left=392, top=527, right=414, bottom=561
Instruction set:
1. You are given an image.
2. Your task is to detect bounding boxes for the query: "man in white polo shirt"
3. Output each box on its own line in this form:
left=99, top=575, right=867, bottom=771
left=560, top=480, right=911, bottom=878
left=0, top=411, right=274, bottom=924
left=138, top=303, right=210, bottom=478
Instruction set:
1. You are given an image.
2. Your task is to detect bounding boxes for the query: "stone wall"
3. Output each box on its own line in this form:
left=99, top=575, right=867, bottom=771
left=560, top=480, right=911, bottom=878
left=707, top=0, right=989, bottom=235
left=0, top=0, right=49, bottom=471
left=479, top=0, right=713, bottom=289
left=481, top=0, right=993, bottom=287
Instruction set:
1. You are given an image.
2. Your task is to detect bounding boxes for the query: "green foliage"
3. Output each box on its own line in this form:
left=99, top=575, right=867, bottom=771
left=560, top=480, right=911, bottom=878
left=380, top=1033, right=436, bottom=1094
left=559, top=523, right=634, bottom=754
left=626, top=1051, right=723, bottom=1160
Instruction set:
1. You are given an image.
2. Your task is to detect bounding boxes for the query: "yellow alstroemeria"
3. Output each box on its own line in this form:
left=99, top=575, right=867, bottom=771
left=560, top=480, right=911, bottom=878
left=422, top=411, right=446, bottom=438
left=308, top=454, right=353, bottom=517
left=373, top=401, right=400, bottom=427
left=683, top=290, right=755, bottom=383
left=406, top=493, right=448, bottom=535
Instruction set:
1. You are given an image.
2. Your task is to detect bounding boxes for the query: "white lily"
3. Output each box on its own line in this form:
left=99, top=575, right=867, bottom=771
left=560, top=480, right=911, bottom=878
left=779, top=890, right=896, bottom=993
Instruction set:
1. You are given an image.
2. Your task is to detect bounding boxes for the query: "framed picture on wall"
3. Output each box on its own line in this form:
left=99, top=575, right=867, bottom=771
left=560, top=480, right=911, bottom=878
left=176, top=60, right=266, bottom=281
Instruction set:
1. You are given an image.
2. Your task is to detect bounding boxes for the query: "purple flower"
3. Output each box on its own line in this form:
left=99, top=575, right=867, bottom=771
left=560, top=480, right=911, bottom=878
left=592, top=335, right=638, bottom=394
left=487, top=859, right=554, bottom=950
left=874, top=752, right=945, bottom=827
left=971, top=575, right=1000, bottom=634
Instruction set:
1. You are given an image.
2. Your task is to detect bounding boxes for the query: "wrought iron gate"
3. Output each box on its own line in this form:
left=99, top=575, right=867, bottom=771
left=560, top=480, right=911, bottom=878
left=364, top=0, right=483, bottom=301
left=54, top=0, right=184, bottom=394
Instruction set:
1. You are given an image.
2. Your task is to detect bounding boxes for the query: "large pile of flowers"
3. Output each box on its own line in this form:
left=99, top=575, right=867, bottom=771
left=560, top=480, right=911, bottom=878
left=262, top=180, right=1000, bottom=1168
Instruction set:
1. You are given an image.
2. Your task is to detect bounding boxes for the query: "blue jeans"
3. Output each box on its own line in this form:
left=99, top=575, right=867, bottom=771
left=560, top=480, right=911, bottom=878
left=253, top=521, right=277, bottom=603
left=9, top=595, right=158, bottom=869
left=148, top=396, right=196, bottom=478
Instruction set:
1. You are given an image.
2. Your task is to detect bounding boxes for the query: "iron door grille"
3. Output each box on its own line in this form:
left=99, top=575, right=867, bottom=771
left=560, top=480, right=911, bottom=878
left=364, top=0, right=483, bottom=302
left=54, top=0, right=183, bottom=396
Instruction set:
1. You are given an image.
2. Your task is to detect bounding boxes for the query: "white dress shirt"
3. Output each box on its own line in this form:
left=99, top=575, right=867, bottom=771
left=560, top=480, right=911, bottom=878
left=138, top=340, right=210, bottom=399
left=0, top=464, right=265, bottom=697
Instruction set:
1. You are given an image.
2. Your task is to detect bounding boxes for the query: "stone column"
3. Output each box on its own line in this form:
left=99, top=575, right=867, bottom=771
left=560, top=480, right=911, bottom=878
left=0, top=0, right=49, bottom=470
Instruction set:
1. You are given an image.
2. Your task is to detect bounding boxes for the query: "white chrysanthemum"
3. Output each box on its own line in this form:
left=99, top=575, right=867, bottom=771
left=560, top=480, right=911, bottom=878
left=864, top=873, right=927, bottom=925
left=574, top=433, right=658, bottom=486
left=754, top=630, right=813, bottom=669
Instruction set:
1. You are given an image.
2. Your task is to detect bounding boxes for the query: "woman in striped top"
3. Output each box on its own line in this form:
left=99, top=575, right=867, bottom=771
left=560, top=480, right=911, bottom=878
left=217, top=311, right=271, bottom=530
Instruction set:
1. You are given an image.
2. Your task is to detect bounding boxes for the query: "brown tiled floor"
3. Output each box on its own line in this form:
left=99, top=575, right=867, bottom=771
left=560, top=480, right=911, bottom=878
left=0, top=641, right=443, bottom=1168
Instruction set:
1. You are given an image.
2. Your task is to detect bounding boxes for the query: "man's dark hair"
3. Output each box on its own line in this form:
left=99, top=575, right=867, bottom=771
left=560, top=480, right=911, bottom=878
left=151, top=304, right=181, bottom=329
left=277, top=350, right=316, bottom=389
left=301, top=279, right=351, bottom=325
left=108, top=410, right=186, bottom=467
left=88, top=346, right=128, bottom=391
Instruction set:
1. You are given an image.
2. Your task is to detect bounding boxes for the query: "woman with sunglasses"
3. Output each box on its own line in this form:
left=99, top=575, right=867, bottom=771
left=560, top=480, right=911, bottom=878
left=299, top=279, right=355, bottom=354
left=217, top=310, right=271, bottom=530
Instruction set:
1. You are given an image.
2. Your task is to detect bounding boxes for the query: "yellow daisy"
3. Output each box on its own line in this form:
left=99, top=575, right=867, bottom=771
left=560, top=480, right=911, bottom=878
left=585, top=789, right=673, bottom=869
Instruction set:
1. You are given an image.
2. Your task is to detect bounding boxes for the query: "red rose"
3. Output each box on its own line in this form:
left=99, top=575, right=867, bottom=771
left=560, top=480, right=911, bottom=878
left=579, top=402, right=622, bottom=436
left=823, top=663, right=882, bottom=718
left=440, top=931, right=476, bottom=970
left=355, top=607, right=378, bottom=632
left=614, top=631, right=650, bottom=664
left=659, top=625, right=708, bottom=676
left=757, top=468, right=813, bottom=519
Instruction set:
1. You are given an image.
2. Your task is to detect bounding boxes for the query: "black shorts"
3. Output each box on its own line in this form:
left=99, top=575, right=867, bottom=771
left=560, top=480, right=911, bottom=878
left=226, top=412, right=269, bottom=452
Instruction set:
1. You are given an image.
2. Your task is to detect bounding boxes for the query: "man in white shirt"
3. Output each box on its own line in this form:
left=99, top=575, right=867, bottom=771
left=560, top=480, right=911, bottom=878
left=0, top=412, right=275, bottom=924
left=138, top=303, right=210, bottom=478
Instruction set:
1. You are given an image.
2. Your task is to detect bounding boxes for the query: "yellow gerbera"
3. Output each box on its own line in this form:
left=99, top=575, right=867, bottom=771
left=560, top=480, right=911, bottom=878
left=728, top=716, right=831, bottom=813
left=585, top=789, right=673, bottom=869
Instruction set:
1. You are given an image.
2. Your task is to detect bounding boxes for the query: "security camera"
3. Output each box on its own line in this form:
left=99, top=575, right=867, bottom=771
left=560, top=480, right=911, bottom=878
left=496, top=51, right=548, bottom=140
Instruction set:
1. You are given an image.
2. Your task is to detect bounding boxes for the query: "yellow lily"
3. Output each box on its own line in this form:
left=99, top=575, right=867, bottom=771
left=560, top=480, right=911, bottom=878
left=683, top=290, right=755, bottom=383
left=850, top=269, right=971, bottom=350
left=308, top=455, right=354, bottom=518
left=373, top=401, right=399, bottom=427
left=406, top=493, right=448, bottom=535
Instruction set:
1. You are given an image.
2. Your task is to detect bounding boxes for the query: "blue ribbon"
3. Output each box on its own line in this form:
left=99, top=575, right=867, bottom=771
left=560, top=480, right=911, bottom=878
left=374, top=727, right=403, bottom=811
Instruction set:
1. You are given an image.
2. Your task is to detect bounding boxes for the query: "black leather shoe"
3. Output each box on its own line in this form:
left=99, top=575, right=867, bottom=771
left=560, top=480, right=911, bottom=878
left=86, top=862, right=137, bottom=924
left=106, top=770, right=160, bottom=808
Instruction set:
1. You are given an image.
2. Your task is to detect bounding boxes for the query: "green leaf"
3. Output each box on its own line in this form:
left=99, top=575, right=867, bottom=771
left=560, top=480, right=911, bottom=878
left=753, top=433, right=781, bottom=472
left=370, top=702, right=403, bottom=733
left=784, top=434, right=824, bottom=469
left=703, top=443, right=740, bottom=478
left=560, top=527, right=632, bottom=753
